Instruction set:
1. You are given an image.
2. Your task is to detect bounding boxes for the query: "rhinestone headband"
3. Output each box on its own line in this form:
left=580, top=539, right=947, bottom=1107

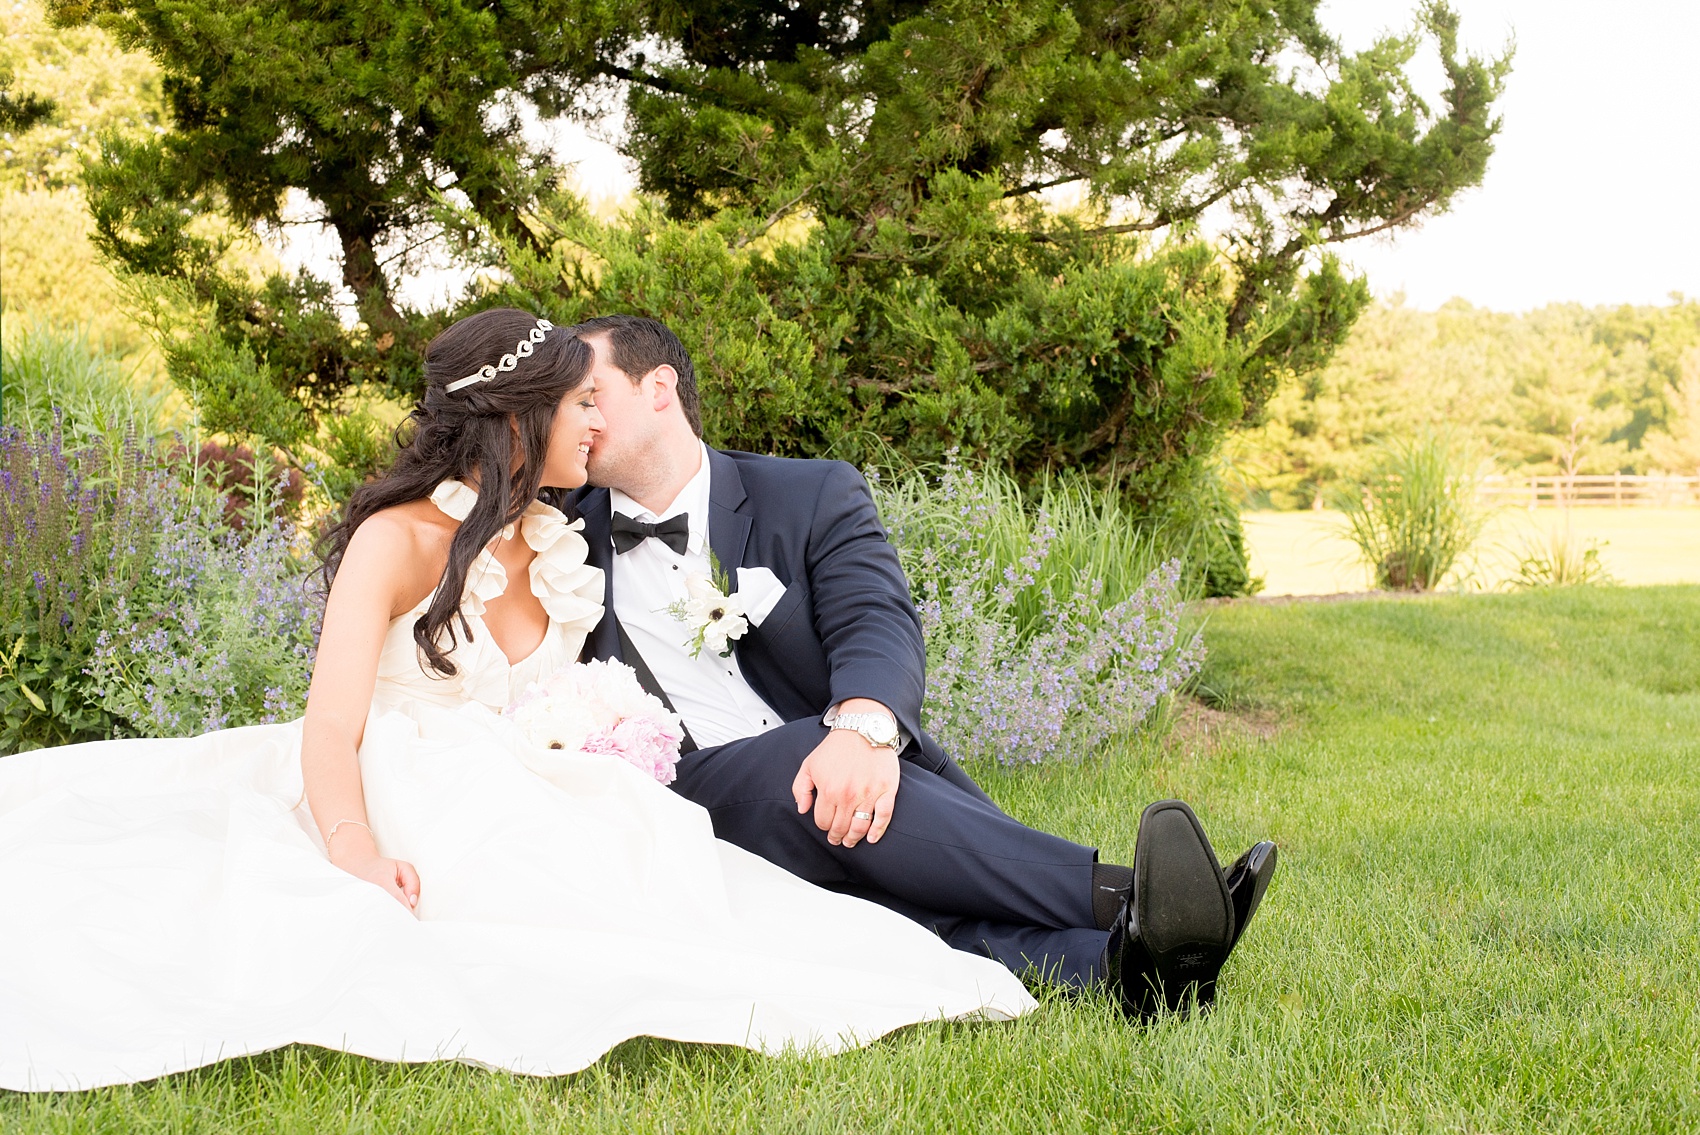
left=446, top=318, right=555, bottom=393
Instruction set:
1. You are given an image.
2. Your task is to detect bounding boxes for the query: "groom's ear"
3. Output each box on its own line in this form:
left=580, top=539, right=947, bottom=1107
left=647, top=364, right=680, bottom=413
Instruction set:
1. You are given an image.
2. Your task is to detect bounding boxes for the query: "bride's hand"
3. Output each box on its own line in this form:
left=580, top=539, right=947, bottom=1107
left=334, top=849, right=422, bottom=911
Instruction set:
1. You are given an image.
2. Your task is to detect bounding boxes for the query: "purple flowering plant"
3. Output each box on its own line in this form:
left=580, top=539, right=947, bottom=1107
left=0, top=425, right=321, bottom=751
left=83, top=451, right=321, bottom=739
left=0, top=423, right=161, bottom=749
left=873, top=455, right=1204, bottom=765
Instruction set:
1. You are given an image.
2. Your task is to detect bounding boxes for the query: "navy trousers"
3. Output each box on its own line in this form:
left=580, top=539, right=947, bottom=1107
left=670, top=718, right=1112, bottom=988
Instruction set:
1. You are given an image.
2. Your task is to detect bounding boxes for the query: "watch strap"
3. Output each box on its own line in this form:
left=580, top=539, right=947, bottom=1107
left=827, top=711, right=900, bottom=749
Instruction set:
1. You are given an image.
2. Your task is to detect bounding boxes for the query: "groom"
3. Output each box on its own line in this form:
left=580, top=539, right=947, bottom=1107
left=567, top=315, right=1277, bottom=1016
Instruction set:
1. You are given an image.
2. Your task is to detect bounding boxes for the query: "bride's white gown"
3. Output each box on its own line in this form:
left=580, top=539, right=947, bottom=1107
left=0, top=483, right=1035, bottom=1092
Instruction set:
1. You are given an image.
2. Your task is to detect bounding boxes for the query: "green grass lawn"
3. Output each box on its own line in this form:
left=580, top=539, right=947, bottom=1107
left=7, top=586, right=1698, bottom=1133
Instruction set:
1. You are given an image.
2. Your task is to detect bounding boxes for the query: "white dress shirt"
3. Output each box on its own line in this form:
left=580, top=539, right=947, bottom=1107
left=609, top=444, right=784, bottom=748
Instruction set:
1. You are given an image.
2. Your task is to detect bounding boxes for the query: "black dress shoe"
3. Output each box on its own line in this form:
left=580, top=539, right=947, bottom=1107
left=1223, top=841, right=1278, bottom=953
left=1117, top=799, right=1235, bottom=1017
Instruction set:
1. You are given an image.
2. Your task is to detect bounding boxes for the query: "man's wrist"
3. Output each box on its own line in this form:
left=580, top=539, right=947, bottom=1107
left=823, top=699, right=901, bottom=751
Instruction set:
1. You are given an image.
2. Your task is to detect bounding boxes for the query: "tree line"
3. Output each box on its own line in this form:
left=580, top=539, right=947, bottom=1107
left=1228, top=298, right=1700, bottom=508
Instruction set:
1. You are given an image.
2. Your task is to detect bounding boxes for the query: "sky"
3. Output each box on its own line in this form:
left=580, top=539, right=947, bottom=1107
left=283, top=0, right=1700, bottom=315
left=1316, top=0, right=1700, bottom=311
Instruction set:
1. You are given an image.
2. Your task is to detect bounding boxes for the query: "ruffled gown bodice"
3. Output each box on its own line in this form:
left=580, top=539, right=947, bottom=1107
left=0, top=481, right=1035, bottom=1092
left=373, top=479, right=604, bottom=712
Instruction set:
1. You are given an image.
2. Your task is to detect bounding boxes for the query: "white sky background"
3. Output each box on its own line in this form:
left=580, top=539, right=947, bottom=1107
left=271, top=1, right=1700, bottom=315
left=1318, top=0, right=1700, bottom=311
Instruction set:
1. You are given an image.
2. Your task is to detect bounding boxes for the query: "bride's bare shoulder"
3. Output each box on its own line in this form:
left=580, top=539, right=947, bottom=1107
left=344, top=499, right=450, bottom=553
left=338, top=499, right=457, bottom=612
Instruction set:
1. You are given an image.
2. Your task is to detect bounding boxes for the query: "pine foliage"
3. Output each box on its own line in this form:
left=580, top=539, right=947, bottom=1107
left=46, top=0, right=1509, bottom=593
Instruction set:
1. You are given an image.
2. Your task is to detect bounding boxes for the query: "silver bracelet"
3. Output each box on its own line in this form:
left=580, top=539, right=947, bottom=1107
left=325, top=819, right=373, bottom=849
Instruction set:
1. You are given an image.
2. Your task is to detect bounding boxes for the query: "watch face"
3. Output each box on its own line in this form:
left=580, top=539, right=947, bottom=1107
left=865, top=716, right=898, bottom=745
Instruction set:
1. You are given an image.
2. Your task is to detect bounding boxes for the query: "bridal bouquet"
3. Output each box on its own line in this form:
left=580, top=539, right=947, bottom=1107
left=505, top=660, right=685, bottom=784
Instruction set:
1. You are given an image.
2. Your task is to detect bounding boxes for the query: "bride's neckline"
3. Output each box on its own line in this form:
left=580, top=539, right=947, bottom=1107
left=424, top=479, right=575, bottom=670
left=374, top=481, right=601, bottom=706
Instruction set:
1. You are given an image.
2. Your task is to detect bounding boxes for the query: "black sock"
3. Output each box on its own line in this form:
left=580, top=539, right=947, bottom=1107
left=1091, top=862, right=1134, bottom=931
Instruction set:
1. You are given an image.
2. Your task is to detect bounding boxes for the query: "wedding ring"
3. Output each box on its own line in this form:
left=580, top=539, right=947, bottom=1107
left=853, top=810, right=874, bottom=821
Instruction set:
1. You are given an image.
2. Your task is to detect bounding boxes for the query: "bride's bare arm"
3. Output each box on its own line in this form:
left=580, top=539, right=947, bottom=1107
left=301, top=514, right=426, bottom=910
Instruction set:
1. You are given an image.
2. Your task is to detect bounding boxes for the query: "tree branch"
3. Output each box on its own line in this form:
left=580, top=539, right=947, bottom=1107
left=732, top=185, right=815, bottom=250
left=1026, top=185, right=1232, bottom=242
left=1315, top=196, right=1428, bottom=246
left=1002, top=173, right=1088, bottom=199
left=596, top=62, right=693, bottom=99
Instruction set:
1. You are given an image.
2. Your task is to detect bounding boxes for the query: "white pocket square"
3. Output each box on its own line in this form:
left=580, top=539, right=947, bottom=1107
left=735, top=566, right=788, bottom=627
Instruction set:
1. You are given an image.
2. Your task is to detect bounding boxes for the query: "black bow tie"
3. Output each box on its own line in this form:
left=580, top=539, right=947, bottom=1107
left=611, top=511, right=691, bottom=555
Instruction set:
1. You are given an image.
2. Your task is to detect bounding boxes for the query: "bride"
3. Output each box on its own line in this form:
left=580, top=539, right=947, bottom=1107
left=0, top=308, right=1035, bottom=1093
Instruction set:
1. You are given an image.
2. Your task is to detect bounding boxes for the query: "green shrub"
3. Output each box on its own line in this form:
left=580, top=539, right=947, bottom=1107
left=875, top=458, right=1174, bottom=634
left=1146, top=471, right=1261, bottom=599
left=1332, top=432, right=1488, bottom=591
left=82, top=469, right=319, bottom=738
left=0, top=320, right=173, bottom=439
left=0, top=425, right=160, bottom=748
left=1506, top=518, right=1615, bottom=589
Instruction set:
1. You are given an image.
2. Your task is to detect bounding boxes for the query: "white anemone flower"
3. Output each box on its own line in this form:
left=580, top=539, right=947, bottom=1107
left=683, top=574, right=750, bottom=656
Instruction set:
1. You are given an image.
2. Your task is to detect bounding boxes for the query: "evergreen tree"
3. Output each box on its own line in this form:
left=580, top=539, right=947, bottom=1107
left=0, top=61, right=54, bottom=133
left=54, top=0, right=1509, bottom=592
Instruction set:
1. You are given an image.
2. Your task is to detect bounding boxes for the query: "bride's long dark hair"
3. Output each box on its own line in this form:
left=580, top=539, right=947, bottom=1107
left=317, top=307, right=592, bottom=678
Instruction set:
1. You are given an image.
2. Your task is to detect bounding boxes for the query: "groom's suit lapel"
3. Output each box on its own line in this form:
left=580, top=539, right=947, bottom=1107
left=706, top=447, right=752, bottom=575
left=576, top=487, right=622, bottom=663
left=705, top=447, right=793, bottom=717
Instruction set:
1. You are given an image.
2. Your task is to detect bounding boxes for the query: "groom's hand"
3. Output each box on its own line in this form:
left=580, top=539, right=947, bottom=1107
left=792, top=706, right=901, bottom=849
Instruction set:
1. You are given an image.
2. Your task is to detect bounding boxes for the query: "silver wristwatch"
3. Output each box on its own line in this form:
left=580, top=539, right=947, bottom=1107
left=822, top=708, right=901, bottom=750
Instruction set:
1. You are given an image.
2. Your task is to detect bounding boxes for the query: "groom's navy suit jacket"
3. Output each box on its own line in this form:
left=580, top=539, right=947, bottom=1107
left=573, top=447, right=1105, bottom=986
left=572, top=447, right=984, bottom=797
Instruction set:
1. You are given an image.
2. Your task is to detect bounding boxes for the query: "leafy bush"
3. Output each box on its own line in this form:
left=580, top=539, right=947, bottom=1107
left=0, top=426, right=155, bottom=748
left=194, top=441, right=307, bottom=529
left=0, top=426, right=319, bottom=753
left=83, top=485, right=317, bottom=738
left=1332, top=433, right=1488, bottom=592
left=874, top=458, right=1204, bottom=764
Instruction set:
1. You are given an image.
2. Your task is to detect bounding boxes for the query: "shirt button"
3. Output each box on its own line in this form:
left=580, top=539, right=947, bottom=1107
left=672, top=565, right=678, bottom=571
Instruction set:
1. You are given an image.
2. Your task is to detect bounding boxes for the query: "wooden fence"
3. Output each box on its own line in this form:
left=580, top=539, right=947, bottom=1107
left=1477, top=474, right=1700, bottom=507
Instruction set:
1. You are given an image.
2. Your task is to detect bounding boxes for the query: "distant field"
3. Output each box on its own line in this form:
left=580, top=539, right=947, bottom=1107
left=1242, top=507, right=1700, bottom=596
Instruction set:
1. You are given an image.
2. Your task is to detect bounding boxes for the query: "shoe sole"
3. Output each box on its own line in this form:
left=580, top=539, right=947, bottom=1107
left=1132, top=799, right=1234, bottom=1014
left=1228, top=841, right=1278, bottom=953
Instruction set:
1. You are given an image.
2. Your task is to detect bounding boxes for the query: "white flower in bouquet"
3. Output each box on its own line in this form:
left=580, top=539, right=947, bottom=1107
left=505, top=660, right=685, bottom=784
left=508, top=694, right=601, bottom=754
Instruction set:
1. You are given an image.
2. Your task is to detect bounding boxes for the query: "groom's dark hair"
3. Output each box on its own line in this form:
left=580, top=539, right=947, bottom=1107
left=571, top=315, right=702, bottom=436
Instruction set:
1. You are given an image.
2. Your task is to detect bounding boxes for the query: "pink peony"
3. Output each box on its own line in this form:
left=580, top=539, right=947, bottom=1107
left=580, top=715, right=685, bottom=785
left=506, top=660, right=685, bottom=784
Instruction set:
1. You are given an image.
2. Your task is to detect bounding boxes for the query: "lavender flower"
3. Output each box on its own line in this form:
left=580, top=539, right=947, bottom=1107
left=875, top=455, right=1204, bottom=766
left=1, top=425, right=322, bottom=750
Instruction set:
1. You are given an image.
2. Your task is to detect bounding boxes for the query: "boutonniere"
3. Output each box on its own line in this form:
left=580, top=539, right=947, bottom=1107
left=665, top=551, right=749, bottom=658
